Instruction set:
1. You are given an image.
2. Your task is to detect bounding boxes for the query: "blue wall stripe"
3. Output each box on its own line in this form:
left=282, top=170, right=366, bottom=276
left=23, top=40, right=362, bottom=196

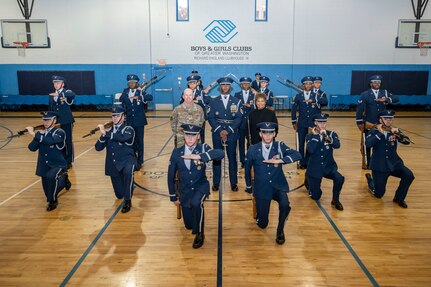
left=315, top=200, right=380, bottom=287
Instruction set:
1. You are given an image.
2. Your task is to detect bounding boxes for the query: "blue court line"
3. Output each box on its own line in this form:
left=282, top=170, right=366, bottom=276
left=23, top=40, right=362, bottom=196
left=60, top=201, right=124, bottom=286
left=315, top=200, right=380, bottom=287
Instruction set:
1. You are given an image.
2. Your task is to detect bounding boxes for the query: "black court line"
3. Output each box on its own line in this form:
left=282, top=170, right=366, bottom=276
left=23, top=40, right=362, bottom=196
left=315, top=200, right=380, bottom=287
left=60, top=129, right=173, bottom=285
left=60, top=201, right=124, bottom=286
left=0, top=125, right=14, bottom=150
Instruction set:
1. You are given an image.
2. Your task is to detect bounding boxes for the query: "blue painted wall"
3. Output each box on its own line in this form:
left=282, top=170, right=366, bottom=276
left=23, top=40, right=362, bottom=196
left=1, top=64, right=430, bottom=109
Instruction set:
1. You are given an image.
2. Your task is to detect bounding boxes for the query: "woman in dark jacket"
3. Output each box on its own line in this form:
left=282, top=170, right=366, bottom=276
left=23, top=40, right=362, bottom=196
left=248, top=93, right=278, bottom=145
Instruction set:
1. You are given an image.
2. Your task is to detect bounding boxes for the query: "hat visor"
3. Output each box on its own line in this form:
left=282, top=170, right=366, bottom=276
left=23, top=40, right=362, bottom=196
left=260, top=129, right=275, bottom=133
left=42, top=116, right=56, bottom=120
left=184, top=132, right=200, bottom=135
left=128, top=80, right=138, bottom=83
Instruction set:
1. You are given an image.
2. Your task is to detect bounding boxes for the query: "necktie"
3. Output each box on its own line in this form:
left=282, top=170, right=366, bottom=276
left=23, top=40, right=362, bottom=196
left=265, top=144, right=270, bottom=149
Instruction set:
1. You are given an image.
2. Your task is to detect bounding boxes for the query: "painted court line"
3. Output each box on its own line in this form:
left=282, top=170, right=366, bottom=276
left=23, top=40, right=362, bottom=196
left=315, top=200, right=380, bottom=287
left=0, top=146, right=94, bottom=207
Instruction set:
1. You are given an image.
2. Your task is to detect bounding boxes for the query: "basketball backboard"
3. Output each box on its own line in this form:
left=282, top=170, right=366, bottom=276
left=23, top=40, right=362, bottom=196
left=395, top=19, right=431, bottom=48
left=1, top=19, right=50, bottom=48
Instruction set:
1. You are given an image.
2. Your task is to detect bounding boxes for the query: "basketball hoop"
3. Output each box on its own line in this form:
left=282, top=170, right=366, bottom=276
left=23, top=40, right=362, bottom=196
left=417, top=42, right=431, bottom=56
left=13, top=41, right=29, bottom=57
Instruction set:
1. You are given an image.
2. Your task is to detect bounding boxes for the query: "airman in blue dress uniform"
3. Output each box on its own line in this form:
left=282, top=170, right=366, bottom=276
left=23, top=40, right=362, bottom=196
left=259, top=76, right=274, bottom=108
left=27, top=111, right=70, bottom=211
left=356, top=75, right=399, bottom=169
left=365, top=110, right=414, bottom=208
left=168, top=124, right=224, bottom=248
left=180, top=75, right=211, bottom=142
left=191, top=70, right=204, bottom=90
left=312, top=76, right=328, bottom=108
left=119, top=74, right=153, bottom=170
left=207, top=77, right=242, bottom=191
left=291, top=76, right=328, bottom=168
left=305, top=113, right=344, bottom=211
left=49, top=75, right=75, bottom=168
left=251, top=72, right=261, bottom=92
left=245, top=122, right=301, bottom=244
left=95, top=106, right=136, bottom=213
left=234, top=76, right=255, bottom=167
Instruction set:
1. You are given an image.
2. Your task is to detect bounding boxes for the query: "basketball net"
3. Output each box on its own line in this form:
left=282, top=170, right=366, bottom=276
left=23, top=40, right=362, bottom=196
left=13, top=41, right=29, bottom=57
left=417, top=42, right=430, bottom=56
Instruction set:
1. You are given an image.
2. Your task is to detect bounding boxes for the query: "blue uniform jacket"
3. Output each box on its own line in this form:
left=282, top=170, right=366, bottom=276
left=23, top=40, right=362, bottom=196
left=207, top=95, right=242, bottom=141
left=260, top=87, right=274, bottom=107
left=28, top=128, right=67, bottom=177
left=234, top=90, right=255, bottom=130
left=167, top=144, right=224, bottom=205
left=305, top=130, right=340, bottom=178
left=356, top=89, right=399, bottom=125
left=314, top=89, right=329, bottom=107
left=291, top=91, right=326, bottom=128
left=48, top=89, right=75, bottom=124
left=120, top=88, right=153, bottom=127
left=95, top=123, right=136, bottom=176
left=245, top=141, right=301, bottom=200
left=365, top=128, right=409, bottom=172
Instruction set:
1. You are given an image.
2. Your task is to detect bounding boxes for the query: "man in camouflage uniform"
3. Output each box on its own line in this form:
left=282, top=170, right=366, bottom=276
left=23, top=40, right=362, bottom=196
left=171, top=88, right=205, bottom=147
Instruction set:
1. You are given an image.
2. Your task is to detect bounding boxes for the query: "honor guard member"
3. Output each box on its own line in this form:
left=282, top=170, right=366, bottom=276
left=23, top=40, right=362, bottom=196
left=305, top=113, right=344, bottom=211
left=95, top=106, right=136, bottom=213
left=244, top=122, right=301, bottom=244
left=168, top=124, right=224, bottom=248
left=251, top=72, right=261, bottom=92
left=171, top=88, right=205, bottom=147
left=234, top=76, right=255, bottom=167
left=259, top=76, right=274, bottom=108
left=180, top=75, right=211, bottom=142
left=27, top=111, right=71, bottom=211
left=312, top=77, right=328, bottom=108
left=120, top=74, right=153, bottom=170
left=365, top=110, right=414, bottom=208
left=191, top=70, right=204, bottom=90
left=291, top=76, right=327, bottom=169
left=207, top=76, right=242, bottom=191
left=356, top=75, right=399, bottom=169
left=49, top=76, right=75, bottom=169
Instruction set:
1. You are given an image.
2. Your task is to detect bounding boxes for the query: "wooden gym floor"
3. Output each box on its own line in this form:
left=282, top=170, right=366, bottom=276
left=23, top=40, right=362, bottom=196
left=0, top=111, right=430, bottom=287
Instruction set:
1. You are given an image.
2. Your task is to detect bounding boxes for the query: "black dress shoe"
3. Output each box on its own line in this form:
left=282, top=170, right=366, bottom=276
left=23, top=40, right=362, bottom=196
left=46, top=201, right=58, bottom=212
left=365, top=173, right=376, bottom=195
left=192, top=233, right=205, bottom=249
left=393, top=198, right=408, bottom=208
left=299, top=164, right=307, bottom=170
left=67, top=163, right=73, bottom=170
left=135, top=164, right=142, bottom=171
left=231, top=185, right=238, bottom=192
left=65, top=175, right=72, bottom=190
left=304, top=176, right=309, bottom=191
left=212, top=185, right=219, bottom=192
left=276, top=230, right=285, bottom=245
left=121, top=200, right=132, bottom=213
left=241, top=163, right=245, bottom=168
left=331, top=200, right=344, bottom=211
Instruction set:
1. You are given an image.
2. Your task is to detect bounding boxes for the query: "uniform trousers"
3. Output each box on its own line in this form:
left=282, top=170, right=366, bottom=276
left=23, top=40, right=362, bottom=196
left=61, top=123, right=74, bottom=164
left=212, top=135, right=238, bottom=186
left=133, top=125, right=145, bottom=167
left=372, top=166, right=414, bottom=200
left=238, top=123, right=249, bottom=165
left=110, top=164, right=135, bottom=200
left=41, top=167, right=66, bottom=202
left=297, top=127, right=309, bottom=166
left=256, top=189, right=291, bottom=233
left=181, top=190, right=207, bottom=235
left=308, top=171, right=344, bottom=201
